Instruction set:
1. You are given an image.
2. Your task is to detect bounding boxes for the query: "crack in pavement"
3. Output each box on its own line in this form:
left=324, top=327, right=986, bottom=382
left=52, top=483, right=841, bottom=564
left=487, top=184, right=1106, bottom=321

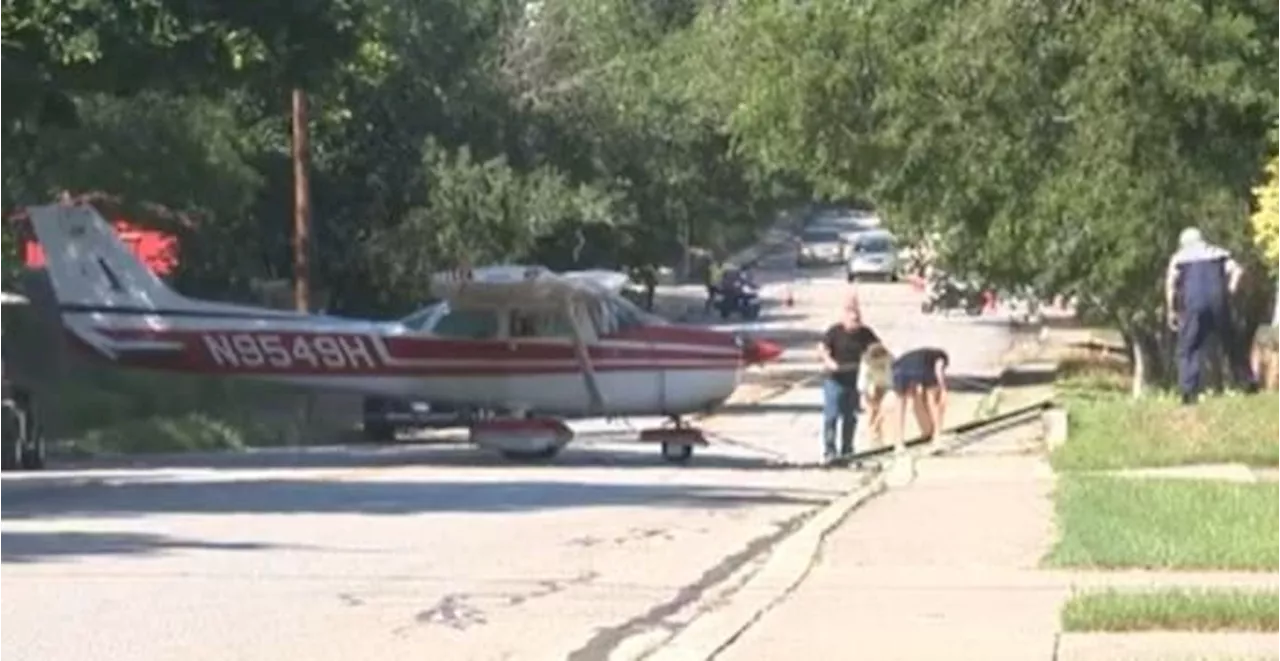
left=395, top=570, right=600, bottom=634
left=564, top=505, right=827, bottom=661
left=567, top=527, right=676, bottom=549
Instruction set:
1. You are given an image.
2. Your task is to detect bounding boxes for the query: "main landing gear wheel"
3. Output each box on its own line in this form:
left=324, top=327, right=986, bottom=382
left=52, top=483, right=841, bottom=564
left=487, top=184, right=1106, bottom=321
left=660, top=442, right=694, bottom=463
left=363, top=422, right=396, bottom=443
left=499, top=446, right=562, bottom=462
left=21, top=427, right=45, bottom=470
left=2, top=397, right=44, bottom=471
left=21, top=405, right=45, bottom=471
left=472, top=418, right=573, bottom=463
left=1, top=412, right=20, bottom=471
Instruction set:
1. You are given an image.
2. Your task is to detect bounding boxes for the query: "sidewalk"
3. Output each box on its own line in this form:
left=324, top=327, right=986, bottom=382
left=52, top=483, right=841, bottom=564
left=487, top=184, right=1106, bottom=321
left=715, top=449, right=1064, bottom=660
left=712, top=341, right=1279, bottom=661
left=710, top=370, right=1057, bottom=659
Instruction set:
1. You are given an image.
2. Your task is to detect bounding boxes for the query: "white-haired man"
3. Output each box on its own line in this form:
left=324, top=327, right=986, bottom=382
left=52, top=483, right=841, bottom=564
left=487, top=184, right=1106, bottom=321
left=1164, top=227, right=1259, bottom=404
left=817, top=290, right=881, bottom=463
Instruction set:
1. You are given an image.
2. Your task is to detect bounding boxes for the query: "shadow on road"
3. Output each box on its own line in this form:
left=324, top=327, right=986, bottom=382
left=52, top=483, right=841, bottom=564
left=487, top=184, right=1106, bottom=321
left=25, top=441, right=807, bottom=476
left=1, top=531, right=279, bottom=563
left=3, top=477, right=836, bottom=522
left=717, top=401, right=822, bottom=416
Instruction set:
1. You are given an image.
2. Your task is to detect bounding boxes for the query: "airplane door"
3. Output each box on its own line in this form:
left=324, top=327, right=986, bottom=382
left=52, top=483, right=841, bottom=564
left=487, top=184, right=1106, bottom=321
left=598, top=299, right=662, bottom=415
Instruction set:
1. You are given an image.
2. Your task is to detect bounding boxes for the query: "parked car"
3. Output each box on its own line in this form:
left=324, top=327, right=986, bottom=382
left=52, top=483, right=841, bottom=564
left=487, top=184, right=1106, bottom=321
left=361, top=302, right=499, bottom=442
left=845, top=229, right=900, bottom=282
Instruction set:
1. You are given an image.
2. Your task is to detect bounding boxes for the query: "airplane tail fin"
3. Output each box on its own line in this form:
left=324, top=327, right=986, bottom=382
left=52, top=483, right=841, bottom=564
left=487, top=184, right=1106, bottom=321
left=23, top=203, right=189, bottom=312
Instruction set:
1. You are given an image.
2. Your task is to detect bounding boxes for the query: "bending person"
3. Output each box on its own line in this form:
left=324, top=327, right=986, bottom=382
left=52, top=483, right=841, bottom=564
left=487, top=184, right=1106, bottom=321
left=890, top=346, right=950, bottom=449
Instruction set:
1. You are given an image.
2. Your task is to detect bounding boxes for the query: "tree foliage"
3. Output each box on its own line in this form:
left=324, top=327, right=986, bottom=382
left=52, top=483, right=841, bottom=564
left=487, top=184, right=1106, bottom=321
left=1251, top=156, right=1279, bottom=275
left=686, top=0, right=1276, bottom=335
left=1, top=0, right=791, bottom=315
left=1, top=0, right=362, bottom=137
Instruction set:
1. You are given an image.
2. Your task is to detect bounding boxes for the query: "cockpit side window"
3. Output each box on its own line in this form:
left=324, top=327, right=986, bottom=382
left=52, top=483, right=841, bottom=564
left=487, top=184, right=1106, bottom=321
left=433, top=309, right=500, bottom=339
left=510, top=309, right=575, bottom=338
left=611, top=298, right=647, bottom=331
left=590, top=295, right=651, bottom=337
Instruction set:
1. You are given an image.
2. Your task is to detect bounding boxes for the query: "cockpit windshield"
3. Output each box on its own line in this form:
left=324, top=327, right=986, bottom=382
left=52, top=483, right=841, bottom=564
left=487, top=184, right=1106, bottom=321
left=427, top=307, right=501, bottom=339
left=589, top=292, right=663, bottom=336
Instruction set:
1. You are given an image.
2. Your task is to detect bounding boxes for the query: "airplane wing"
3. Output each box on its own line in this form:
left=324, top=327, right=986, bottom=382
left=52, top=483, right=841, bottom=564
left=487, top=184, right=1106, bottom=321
left=561, top=269, right=631, bottom=293
left=429, top=265, right=609, bottom=415
left=430, top=265, right=612, bottom=309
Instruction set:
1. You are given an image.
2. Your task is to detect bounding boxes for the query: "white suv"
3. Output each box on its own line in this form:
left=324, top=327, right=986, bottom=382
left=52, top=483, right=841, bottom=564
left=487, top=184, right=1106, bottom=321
left=845, top=229, right=899, bottom=282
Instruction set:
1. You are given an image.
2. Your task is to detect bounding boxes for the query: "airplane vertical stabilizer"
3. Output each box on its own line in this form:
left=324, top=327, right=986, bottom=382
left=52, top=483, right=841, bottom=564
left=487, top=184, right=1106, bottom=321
left=24, top=203, right=192, bottom=312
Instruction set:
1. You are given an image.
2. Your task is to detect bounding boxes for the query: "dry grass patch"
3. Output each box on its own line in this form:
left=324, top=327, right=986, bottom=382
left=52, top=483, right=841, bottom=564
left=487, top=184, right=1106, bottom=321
left=1051, top=390, right=1278, bottom=471
left=1056, top=344, right=1131, bottom=396
left=1062, top=588, right=1279, bottom=632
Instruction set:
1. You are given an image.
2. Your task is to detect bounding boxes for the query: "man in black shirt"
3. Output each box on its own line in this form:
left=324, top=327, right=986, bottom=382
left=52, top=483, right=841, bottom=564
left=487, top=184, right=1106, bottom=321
left=818, top=292, right=881, bottom=463
left=891, top=347, right=950, bottom=446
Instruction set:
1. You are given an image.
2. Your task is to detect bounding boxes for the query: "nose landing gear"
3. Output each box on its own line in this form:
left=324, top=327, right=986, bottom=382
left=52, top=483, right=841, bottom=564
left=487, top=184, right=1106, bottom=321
left=640, top=416, right=707, bottom=464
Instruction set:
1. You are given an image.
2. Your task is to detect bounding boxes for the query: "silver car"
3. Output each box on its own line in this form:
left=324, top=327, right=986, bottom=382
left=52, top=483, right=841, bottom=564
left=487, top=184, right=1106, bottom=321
left=845, top=230, right=899, bottom=282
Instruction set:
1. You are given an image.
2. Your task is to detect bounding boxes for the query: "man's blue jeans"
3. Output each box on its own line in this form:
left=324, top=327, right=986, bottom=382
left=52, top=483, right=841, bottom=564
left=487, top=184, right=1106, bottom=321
left=822, top=378, right=859, bottom=460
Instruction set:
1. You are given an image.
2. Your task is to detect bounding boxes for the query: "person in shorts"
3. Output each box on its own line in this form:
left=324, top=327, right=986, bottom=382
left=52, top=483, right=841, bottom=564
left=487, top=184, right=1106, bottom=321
left=891, top=346, right=950, bottom=446
left=856, top=342, right=894, bottom=445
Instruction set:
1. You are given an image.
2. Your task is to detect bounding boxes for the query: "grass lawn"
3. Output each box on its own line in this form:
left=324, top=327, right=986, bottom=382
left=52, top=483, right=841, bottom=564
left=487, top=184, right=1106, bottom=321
left=1051, top=392, right=1280, bottom=471
left=1062, top=588, right=1279, bottom=632
left=1045, top=476, right=1279, bottom=571
left=1048, top=350, right=1279, bottom=471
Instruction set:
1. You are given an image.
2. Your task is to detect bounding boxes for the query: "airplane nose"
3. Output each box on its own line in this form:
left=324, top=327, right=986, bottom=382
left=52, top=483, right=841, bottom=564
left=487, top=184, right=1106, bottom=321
left=742, top=337, right=784, bottom=365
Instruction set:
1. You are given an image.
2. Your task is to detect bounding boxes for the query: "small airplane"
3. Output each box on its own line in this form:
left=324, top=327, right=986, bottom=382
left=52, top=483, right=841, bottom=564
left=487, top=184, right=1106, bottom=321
left=21, top=203, right=784, bottom=463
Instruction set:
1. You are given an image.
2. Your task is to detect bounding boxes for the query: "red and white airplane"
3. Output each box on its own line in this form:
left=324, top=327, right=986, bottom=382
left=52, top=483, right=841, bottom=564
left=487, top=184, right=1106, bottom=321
left=23, top=203, right=784, bottom=462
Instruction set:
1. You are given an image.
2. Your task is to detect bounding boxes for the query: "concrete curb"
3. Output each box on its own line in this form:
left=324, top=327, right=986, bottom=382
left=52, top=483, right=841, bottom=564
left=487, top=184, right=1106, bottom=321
left=644, top=473, right=888, bottom=661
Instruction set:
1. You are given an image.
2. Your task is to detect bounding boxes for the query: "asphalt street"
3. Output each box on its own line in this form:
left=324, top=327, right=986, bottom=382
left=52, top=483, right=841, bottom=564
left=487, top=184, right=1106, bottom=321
left=1, top=251, right=1014, bottom=661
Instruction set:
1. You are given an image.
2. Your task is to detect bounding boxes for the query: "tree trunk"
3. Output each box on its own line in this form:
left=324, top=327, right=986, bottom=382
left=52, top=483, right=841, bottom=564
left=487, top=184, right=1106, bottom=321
left=1124, top=325, right=1172, bottom=398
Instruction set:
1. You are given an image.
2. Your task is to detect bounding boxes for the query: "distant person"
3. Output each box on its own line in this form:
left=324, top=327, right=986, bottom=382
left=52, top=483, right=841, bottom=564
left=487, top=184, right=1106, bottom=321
left=817, top=291, right=881, bottom=464
left=857, top=342, right=894, bottom=446
left=1165, top=227, right=1259, bottom=404
left=633, top=264, right=658, bottom=311
left=891, top=346, right=949, bottom=448
left=706, top=259, right=726, bottom=312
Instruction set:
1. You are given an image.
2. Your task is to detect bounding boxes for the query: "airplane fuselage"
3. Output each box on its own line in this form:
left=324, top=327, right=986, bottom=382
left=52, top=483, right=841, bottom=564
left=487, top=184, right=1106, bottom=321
left=64, top=310, right=748, bottom=417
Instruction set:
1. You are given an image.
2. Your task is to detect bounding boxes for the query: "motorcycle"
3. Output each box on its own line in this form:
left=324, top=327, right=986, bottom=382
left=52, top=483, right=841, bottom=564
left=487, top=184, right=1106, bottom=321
left=921, top=272, right=986, bottom=316
left=717, top=279, right=762, bottom=320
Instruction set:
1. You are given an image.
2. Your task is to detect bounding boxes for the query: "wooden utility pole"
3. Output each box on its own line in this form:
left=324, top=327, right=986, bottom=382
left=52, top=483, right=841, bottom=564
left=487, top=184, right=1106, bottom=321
left=291, top=88, right=312, bottom=312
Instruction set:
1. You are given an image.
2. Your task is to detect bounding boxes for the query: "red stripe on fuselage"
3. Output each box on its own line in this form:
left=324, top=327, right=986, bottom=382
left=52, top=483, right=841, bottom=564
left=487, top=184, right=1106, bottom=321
left=86, top=327, right=742, bottom=376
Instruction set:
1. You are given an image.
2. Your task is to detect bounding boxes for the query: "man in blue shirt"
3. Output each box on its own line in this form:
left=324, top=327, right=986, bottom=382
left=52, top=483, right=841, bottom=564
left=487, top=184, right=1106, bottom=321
left=1164, top=227, right=1259, bottom=404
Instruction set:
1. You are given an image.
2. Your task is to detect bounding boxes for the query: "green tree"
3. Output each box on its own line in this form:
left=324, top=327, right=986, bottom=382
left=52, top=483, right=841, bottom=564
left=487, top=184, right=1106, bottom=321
left=367, top=140, right=617, bottom=305
left=686, top=0, right=1277, bottom=391
left=1, top=0, right=362, bottom=134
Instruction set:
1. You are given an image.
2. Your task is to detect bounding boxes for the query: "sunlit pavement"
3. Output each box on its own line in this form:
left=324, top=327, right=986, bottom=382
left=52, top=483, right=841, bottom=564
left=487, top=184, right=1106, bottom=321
left=1, top=250, right=1016, bottom=661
